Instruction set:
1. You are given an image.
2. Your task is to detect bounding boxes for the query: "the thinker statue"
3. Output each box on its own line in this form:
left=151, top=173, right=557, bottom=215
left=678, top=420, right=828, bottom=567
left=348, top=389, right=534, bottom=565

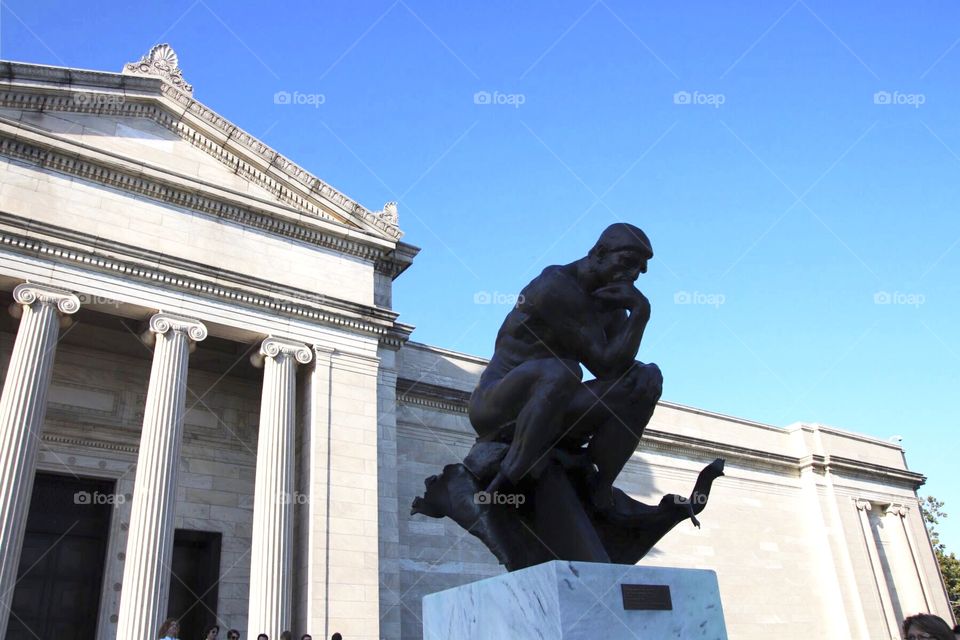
left=412, top=223, right=724, bottom=570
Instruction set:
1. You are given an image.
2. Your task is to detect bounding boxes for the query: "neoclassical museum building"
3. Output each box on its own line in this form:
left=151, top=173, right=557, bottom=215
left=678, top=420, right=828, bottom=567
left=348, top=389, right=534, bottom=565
left=0, top=47, right=953, bottom=640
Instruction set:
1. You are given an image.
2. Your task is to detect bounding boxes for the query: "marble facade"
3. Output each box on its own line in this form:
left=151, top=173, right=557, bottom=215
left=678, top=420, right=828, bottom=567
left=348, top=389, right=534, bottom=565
left=0, top=49, right=952, bottom=640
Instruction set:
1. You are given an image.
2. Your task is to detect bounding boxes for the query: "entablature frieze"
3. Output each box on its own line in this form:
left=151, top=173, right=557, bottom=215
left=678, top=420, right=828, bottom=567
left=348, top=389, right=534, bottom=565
left=0, top=213, right=413, bottom=348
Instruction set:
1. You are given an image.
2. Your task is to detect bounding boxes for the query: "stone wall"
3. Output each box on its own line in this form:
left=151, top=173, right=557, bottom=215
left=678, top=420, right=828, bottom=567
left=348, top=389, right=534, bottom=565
left=392, top=341, right=954, bottom=640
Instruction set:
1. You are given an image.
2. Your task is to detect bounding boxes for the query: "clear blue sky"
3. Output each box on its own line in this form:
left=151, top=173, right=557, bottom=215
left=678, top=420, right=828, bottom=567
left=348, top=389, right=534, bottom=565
left=3, top=1, right=959, bottom=550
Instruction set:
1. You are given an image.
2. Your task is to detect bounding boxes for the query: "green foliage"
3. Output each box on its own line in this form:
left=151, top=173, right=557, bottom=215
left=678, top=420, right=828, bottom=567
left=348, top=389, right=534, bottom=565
left=920, top=495, right=960, bottom=620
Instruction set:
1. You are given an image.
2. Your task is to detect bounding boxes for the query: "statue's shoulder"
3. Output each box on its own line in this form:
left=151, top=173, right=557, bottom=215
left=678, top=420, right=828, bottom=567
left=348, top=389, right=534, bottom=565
left=519, top=265, right=581, bottom=310
left=525, top=264, right=572, bottom=288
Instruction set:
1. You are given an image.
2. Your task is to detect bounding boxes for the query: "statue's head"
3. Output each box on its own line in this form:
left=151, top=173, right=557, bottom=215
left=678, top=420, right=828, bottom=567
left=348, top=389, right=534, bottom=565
left=587, top=223, right=653, bottom=285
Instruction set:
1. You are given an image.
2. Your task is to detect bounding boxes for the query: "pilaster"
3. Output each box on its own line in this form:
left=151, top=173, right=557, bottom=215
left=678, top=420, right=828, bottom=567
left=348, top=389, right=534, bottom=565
left=854, top=499, right=899, bottom=639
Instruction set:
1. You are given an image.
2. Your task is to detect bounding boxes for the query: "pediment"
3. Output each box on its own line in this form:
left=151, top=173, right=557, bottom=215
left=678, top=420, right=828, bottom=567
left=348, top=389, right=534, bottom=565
left=0, top=51, right=401, bottom=243
left=0, top=107, right=288, bottom=202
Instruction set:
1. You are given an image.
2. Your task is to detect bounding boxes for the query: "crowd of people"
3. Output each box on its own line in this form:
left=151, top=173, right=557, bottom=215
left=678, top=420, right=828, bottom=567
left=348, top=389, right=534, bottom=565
left=154, top=613, right=959, bottom=639
left=157, top=619, right=345, bottom=640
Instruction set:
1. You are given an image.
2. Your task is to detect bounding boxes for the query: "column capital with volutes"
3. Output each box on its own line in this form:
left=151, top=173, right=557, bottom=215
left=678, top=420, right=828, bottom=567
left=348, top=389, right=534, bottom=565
left=144, top=313, right=207, bottom=343
left=251, top=337, right=313, bottom=367
left=11, top=283, right=80, bottom=316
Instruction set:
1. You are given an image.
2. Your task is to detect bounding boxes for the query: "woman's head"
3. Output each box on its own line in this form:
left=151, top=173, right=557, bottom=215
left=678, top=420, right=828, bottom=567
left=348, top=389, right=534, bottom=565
left=158, top=619, right=180, bottom=638
left=204, top=625, right=220, bottom=639
left=903, top=614, right=954, bottom=640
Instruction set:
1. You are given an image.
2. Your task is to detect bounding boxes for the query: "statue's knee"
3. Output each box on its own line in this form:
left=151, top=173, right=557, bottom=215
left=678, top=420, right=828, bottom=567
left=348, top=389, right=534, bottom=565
left=630, top=362, right=662, bottom=401
left=539, top=360, right=581, bottom=400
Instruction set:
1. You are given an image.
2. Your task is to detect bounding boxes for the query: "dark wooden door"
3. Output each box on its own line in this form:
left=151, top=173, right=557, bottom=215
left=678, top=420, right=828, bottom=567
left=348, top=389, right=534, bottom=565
left=167, top=529, right=222, bottom=639
left=7, top=472, right=113, bottom=640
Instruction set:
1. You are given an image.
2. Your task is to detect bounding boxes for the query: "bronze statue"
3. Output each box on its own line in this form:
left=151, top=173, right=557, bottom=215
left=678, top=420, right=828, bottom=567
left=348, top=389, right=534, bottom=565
left=412, top=223, right=724, bottom=570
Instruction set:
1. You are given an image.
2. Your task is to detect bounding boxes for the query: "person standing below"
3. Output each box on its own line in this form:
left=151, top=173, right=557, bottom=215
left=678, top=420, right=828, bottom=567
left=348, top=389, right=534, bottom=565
left=202, top=624, right=219, bottom=639
left=903, top=614, right=955, bottom=640
left=158, top=619, right=180, bottom=639
left=225, top=630, right=240, bottom=640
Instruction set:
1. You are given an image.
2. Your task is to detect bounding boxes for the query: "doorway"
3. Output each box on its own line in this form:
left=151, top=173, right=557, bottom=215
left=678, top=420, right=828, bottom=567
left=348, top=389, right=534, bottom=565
left=167, top=528, right=223, bottom=638
left=7, top=472, right=113, bottom=640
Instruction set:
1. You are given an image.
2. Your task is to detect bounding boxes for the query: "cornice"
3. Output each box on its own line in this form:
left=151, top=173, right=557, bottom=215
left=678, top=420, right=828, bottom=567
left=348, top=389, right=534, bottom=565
left=380, top=324, right=416, bottom=350
left=0, top=118, right=397, bottom=263
left=641, top=427, right=800, bottom=473
left=394, top=379, right=925, bottom=487
left=825, top=455, right=926, bottom=489
left=0, top=212, right=406, bottom=340
left=397, top=377, right=472, bottom=414
left=376, top=242, right=420, bottom=279
left=41, top=431, right=138, bottom=455
left=0, top=59, right=402, bottom=240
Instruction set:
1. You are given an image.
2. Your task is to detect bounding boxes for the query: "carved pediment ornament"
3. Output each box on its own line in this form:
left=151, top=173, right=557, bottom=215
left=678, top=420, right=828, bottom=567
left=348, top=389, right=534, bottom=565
left=379, top=201, right=399, bottom=225
left=123, top=44, right=193, bottom=95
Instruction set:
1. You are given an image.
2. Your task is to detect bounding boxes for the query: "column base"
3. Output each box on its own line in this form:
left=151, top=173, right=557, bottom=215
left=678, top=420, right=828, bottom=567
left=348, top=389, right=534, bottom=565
left=422, top=561, right=728, bottom=640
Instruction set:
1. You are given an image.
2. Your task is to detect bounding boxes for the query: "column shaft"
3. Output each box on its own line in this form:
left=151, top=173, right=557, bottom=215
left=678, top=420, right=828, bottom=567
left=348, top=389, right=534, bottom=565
left=116, top=314, right=206, bottom=640
left=0, top=284, right=78, bottom=639
left=248, top=338, right=311, bottom=640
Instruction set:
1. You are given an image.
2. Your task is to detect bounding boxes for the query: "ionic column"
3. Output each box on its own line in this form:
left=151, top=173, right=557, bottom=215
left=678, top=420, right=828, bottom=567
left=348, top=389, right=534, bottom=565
left=116, top=313, right=207, bottom=640
left=247, top=337, right=312, bottom=639
left=0, top=283, right=79, bottom=638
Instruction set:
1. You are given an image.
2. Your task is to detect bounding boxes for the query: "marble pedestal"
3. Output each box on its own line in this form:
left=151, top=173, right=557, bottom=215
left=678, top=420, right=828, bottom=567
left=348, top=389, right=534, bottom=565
left=422, top=561, right=727, bottom=640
